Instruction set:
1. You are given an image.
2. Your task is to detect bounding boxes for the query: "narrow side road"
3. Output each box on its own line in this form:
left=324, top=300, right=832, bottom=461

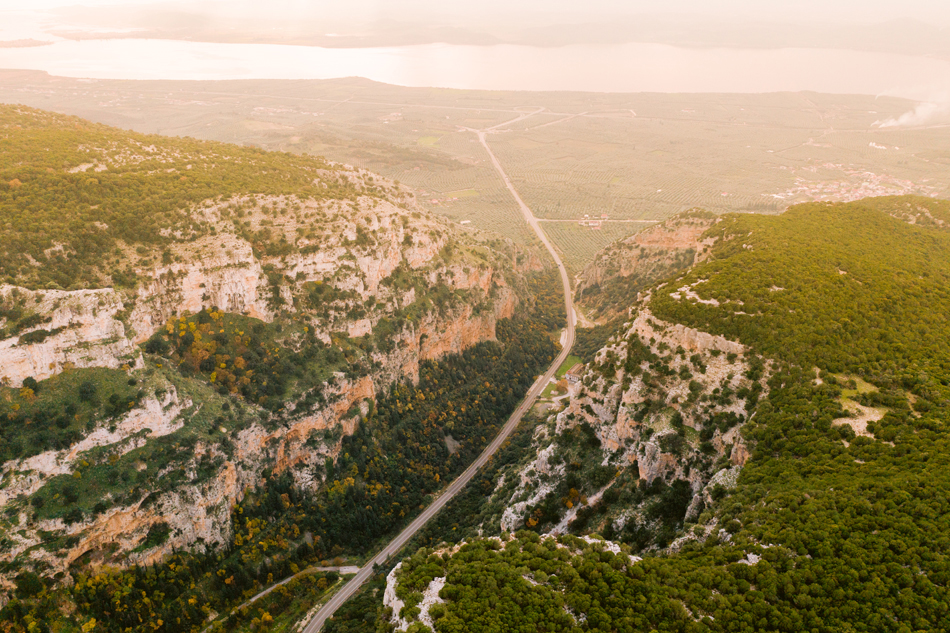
left=202, top=566, right=359, bottom=632
left=237, top=567, right=358, bottom=615
left=301, top=115, right=575, bottom=633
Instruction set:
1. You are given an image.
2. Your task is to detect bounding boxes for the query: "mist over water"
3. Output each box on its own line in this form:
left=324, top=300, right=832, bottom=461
left=0, top=38, right=947, bottom=100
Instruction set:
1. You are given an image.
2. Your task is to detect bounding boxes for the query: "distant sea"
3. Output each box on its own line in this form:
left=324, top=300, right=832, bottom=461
left=0, top=38, right=947, bottom=99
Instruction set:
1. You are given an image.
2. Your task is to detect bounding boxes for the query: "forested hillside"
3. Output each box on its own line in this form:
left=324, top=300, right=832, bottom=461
left=1, top=309, right=560, bottom=632
left=0, top=107, right=570, bottom=632
left=386, top=196, right=950, bottom=632
left=0, top=106, right=379, bottom=290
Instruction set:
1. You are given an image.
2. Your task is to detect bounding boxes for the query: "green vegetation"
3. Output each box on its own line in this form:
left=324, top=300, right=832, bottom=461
left=145, top=308, right=351, bottom=412
left=651, top=199, right=950, bottom=381
left=571, top=320, right=619, bottom=364
left=858, top=195, right=950, bottom=230
left=525, top=268, right=567, bottom=332
left=0, top=367, right=142, bottom=462
left=387, top=197, right=950, bottom=632
left=394, top=533, right=671, bottom=632
left=323, top=571, right=392, bottom=633
left=0, top=293, right=54, bottom=340
left=577, top=210, right=715, bottom=321
left=9, top=364, right=256, bottom=529
left=555, top=354, right=582, bottom=378
left=412, top=412, right=548, bottom=546
left=286, top=314, right=558, bottom=557
left=0, top=304, right=560, bottom=631
left=522, top=422, right=616, bottom=531
left=219, top=571, right=347, bottom=633
left=0, top=106, right=373, bottom=290
left=315, top=411, right=567, bottom=633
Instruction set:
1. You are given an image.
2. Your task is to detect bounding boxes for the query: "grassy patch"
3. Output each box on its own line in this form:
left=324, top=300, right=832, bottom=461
left=835, top=374, right=878, bottom=399
left=0, top=367, right=141, bottom=463
left=555, top=354, right=582, bottom=378
left=540, top=380, right=560, bottom=399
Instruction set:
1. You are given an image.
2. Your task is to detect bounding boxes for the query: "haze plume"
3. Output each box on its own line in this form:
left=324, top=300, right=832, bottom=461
left=876, top=92, right=950, bottom=127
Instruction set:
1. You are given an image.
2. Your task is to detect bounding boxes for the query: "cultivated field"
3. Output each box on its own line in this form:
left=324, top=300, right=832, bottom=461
left=541, top=221, right=656, bottom=273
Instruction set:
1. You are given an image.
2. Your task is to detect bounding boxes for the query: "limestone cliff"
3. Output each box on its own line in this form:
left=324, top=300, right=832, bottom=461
left=0, top=178, right=536, bottom=583
left=1, top=182, right=522, bottom=388
left=0, top=285, right=141, bottom=388
left=491, top=294, right=770, bottom=550
left=576, top=210, right=718, bottom=320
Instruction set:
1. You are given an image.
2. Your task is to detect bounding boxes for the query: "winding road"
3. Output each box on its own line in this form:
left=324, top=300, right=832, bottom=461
left=301, top=112, right=575, bottom=632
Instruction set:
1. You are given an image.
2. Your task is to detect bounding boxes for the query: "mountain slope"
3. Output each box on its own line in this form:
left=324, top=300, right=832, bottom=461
left=386, top=196, right=950, bottom=632
left=0, top=105, right=563, bottom=623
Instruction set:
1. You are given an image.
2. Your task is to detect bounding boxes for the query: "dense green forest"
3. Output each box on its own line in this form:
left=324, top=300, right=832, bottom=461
left=389, top=197, right=950, bottom=632
left=0, top=304, right=560, bottom=632
left=144, top=308, right=356, bottom=412
left=651, top=199, right=950, bottom=385
left=0, top=106, right=380, bottom=290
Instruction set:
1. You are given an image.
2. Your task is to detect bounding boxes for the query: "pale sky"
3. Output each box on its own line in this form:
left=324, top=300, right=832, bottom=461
left=6, top=0, right=950, bottom=31
left=1, top=0, right=948, bottom=102
left=7, top=0, right=950, bottom=21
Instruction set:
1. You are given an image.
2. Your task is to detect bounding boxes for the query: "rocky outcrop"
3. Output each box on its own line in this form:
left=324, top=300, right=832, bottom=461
left=492, top=298, right=770, bottom=546
left=53, top=284, right=514, bottom=571
left=0, top=189, right=536, bottom=581
left=368, top=285, right=517, bottom=386
left=138, top=461, right=243, bottom=565
left=580, top=211, right=718, bottom=290
left=500, top=441, right=563, bottom=532
left=576, top=211, right=719, bottom=319
left=27, top=458, right=245, bottom=572
left=0, top=386, right=196, bottom=572
left=0, top=285, right=142, bottom=388
left=0, top=386, right=188, bottom=509
left=128, top=234, right=271, bottom=343
left=235, top=374, right=376, bottom=482
left=2, top=192, right=518, bottom=386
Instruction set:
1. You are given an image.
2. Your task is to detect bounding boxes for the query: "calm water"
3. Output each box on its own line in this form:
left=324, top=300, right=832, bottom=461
left=0, top=39, right=947, bottom=98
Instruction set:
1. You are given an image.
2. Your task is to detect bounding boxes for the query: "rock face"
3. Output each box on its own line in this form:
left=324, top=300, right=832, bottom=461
left=1, top=192, right=519, bottom=388
left=0, top=189, right=534, bottom=582
left=576, top=210, right=718, bottom=319
left=0, top=387, right=187, bottom=509
left=0, top=285, right=141, bottom=388
left=128, top=234, right=272, bottom=343
left=582, top=210, right=719, bottom=288
left=492, top=298, right=771, bottom=547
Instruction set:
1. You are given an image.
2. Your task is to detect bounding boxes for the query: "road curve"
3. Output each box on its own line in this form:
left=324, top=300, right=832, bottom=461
left=301, top=123, right=576, bottom=633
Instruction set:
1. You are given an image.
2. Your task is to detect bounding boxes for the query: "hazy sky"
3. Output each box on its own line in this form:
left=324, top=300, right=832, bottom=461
left=1, top=0, right=949, bottom=108
left=9, top=0, right=950, bottom=21
left=7, top=0, right=950, bottom=31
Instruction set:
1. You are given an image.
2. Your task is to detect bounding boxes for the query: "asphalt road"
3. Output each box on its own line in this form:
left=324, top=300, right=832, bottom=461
left=301, top=114, right=576, bottom=632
